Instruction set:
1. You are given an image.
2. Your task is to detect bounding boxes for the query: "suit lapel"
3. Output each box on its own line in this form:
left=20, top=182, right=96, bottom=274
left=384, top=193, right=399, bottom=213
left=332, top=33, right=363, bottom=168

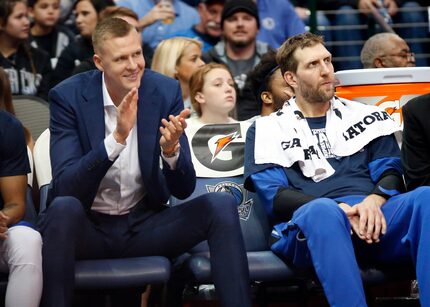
left=79, top=71, right=165, bottom=188
left=137, top=75, right=163, bottom=184
left=81, top=72, right=105, bottom=150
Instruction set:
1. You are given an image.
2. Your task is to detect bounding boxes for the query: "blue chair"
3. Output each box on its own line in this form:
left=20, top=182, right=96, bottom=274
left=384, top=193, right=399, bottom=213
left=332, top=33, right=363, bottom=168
left=178, top=121, right=414, bottom=304
left=174, top=176, right=415, bottom=304
left=170, top=176, right=301, bottom=304
left=33, top=129, right=171, bottom=292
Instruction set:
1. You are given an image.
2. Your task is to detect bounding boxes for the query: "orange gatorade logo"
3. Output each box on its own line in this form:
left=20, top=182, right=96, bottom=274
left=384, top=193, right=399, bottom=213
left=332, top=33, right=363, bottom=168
left=212, top=132, right=240, bottom=163
left=335, top=83, right=428, bottom=128
left=191, top=123, right=245, bottom=172
left=375, top=98, right=403, bottom=126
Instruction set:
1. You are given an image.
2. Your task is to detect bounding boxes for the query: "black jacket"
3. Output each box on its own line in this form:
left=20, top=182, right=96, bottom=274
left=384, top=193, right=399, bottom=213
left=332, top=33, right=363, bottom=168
left=401, top=93, right=430, bottom=191
left=0, top=44, right=52, bottom=100
left=51, top=36, right=93, bottom=87
left=29, top=24, right=76, bottom=69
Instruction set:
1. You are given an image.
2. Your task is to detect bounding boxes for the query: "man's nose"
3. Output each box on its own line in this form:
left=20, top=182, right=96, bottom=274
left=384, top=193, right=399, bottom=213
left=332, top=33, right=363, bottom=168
left=127, top=57, right=137, bottom=69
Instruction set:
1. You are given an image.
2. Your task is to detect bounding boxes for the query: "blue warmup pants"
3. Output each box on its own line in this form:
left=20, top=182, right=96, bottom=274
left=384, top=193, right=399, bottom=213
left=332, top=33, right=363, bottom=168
left=272, top=186, right=430, bottom=307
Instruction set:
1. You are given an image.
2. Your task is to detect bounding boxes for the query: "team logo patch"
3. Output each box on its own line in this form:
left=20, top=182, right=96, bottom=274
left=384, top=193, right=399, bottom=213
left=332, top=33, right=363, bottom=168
left=206, top=181, right=253, bottom=220
left=261, top=17, right=275, bottom=30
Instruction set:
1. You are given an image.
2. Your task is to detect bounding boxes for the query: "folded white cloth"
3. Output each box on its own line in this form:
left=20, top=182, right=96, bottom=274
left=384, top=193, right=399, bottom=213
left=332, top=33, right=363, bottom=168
left=254, top=96, right=400, bottom=182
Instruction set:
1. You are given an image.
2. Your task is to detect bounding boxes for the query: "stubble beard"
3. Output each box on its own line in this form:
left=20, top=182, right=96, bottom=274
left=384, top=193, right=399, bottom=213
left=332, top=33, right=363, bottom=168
left=230, top=36, right=253, bottom=48
left=300, top=83, right=334, bottom=104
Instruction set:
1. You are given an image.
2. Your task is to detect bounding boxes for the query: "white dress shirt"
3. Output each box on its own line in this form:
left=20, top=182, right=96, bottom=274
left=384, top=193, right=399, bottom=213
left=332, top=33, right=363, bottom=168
left=92, top=76, right=145, bottom=215
left=92, top=74, right=179, bottom=215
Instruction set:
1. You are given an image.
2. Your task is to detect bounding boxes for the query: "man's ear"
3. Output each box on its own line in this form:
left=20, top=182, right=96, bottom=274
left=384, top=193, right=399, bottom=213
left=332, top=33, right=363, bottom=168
left=260, top=91, right=273, bottom=105
left=194, top=92, right=205, bottom=104
left=374, top=58, right=384, bottom=68
left=284, top=71, right=297, bottom=89
left=93, top=54, right=103, bottom=71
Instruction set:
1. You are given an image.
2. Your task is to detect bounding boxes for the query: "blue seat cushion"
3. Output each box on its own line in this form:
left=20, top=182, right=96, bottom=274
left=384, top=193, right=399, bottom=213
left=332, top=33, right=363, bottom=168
left=74, top=256, right=171, bottom=289
left=186, top=252, right=415, bottom=286
left=185, top=251, right=296, bottom=283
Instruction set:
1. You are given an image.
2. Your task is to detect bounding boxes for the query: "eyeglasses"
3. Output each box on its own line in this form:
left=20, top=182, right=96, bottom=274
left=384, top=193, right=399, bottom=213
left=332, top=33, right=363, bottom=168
left=380, top=52, right=415, bottom=61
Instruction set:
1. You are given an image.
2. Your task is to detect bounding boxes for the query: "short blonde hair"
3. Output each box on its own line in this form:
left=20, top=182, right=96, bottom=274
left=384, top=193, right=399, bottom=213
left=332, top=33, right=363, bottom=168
left=189, top=63, right=232, bottom=117
left=151, top=37, right=202, bottom=78
left=92, top=17, right=135, bottom=54
left=99, top=6, right=138, bottom=22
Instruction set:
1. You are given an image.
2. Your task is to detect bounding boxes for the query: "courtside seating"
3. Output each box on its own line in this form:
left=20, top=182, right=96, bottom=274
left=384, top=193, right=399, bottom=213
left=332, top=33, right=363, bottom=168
left=170, top=176, right=297, bottom=284
left=171, top=121, right=415, bottom=305
left=33, top=129, right=171, bottom=291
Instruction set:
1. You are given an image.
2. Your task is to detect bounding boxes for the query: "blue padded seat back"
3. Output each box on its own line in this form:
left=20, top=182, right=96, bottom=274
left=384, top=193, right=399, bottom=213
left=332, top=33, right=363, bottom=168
left=170, top=176, right=271, bottom=251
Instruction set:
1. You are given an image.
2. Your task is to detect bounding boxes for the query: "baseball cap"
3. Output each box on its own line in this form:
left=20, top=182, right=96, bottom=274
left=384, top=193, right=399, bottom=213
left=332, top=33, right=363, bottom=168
left=221, top=0, right=259, bottom=28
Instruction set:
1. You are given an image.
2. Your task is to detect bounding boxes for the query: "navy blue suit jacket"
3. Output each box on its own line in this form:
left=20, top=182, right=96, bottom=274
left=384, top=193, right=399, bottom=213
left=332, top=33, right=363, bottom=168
left=48, top=69, right=196, bottom=212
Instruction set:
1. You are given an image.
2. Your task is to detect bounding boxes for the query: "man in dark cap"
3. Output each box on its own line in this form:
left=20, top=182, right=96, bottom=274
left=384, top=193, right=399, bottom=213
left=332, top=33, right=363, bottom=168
left=203, top=0, right=272, bottom=121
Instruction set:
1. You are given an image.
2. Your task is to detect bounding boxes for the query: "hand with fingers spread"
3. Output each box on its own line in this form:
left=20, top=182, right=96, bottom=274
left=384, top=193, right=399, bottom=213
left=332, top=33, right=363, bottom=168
left=113, top=87, right=138, bottom=145
left=160, top=108, right=190, bottom=156
left=340, top=195, right=387, bottom=244
left=0, top=211, right=10, bottom=240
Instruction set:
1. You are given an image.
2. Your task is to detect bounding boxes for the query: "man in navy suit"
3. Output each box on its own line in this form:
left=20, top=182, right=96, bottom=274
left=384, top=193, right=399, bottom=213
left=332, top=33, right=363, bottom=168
left=38, top=17, right=251, bottom=307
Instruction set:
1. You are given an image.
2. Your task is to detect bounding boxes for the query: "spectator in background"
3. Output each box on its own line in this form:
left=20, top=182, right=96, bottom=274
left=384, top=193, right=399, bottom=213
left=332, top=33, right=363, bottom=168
left=50, top=0, right=114, bottom=86
left=188, top=62, right=237, bottom=125
left=360, top=32, right=415, bottom=68
left=73, top=6, right=155, bottom=74
left=0, top=67, right=34, bottom=149
left=401, top=93, right=430, bottom=191
left=291, top=1, right=332, bottom=49
left=167, top=0, right=225, bottom=53
left=117, top=0, right=199, bottom=49
left=0, top=66, right=43, bottom=307
left=298, top=0, right=428, bottom=70
left=256, top=0, right=306, bottom=49
left=0, top=0, right=52, bottom=100
left=247, top=49, right=294, bottom=119
left=152, top=37, right=205, bottom=115
left=203, top=0, right=272, bottom=121
left=0, top=67, right=16, bottom=114
left=28, top=0, right=75, bottom=69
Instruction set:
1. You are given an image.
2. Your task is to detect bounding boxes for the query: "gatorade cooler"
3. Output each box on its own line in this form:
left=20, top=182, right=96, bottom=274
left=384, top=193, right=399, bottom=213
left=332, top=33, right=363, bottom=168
left=335, top=67, right=430, bottom=128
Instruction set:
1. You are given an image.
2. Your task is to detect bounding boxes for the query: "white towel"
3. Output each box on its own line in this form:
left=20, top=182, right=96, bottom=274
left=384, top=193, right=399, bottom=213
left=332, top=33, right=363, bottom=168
left=254, top=97, right=400, bottom=182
